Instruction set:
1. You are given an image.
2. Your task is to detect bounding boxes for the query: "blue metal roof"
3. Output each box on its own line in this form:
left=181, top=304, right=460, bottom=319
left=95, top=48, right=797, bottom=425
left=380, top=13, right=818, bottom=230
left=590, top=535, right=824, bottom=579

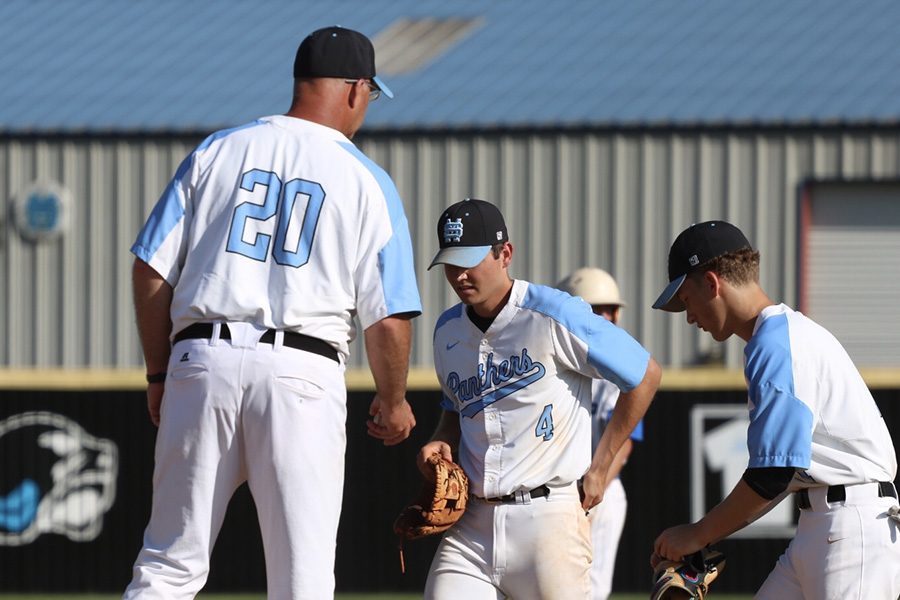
left=3, top=0, right=900, bottom=132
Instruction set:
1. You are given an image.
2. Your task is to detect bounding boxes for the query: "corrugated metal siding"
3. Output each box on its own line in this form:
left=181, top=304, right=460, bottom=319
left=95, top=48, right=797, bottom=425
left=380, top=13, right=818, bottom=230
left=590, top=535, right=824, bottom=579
left=0, top=138, right=200, bottom=368
left=2, top=128, right=899, bottom=371
left=805, top=183, right=900, bottom=366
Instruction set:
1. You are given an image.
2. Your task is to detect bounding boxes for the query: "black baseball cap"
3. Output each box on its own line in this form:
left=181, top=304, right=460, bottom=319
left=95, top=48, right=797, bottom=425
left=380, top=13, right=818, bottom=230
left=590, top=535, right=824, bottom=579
left=652, top=220, right=753, bottom=312
left=428, top=199, right=509, bottom=270
left=293, top=26, right=393, bottom=99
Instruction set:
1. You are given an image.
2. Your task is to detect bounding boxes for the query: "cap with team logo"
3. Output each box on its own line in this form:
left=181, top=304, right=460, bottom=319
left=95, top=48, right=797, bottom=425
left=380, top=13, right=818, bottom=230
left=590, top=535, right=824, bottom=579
left=652, top=220, right=752, bottom=312
left=428, top=198, right=509, bottom=270
left=293, top=25, right=393, bottom=99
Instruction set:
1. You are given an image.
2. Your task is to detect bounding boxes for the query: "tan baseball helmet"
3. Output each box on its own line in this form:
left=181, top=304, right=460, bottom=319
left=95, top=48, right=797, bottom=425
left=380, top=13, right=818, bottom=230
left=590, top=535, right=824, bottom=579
left=556, top=267, right=625, bottom=307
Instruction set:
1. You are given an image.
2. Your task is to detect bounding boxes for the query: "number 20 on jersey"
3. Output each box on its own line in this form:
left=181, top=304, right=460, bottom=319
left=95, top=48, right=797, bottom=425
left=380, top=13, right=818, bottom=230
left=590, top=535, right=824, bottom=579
left=227, top=169, right=325, bottom=267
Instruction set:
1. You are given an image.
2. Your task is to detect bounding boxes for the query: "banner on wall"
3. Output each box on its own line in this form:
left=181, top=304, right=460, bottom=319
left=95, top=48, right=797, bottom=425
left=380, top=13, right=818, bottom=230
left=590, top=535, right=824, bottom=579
left=0, top=411, right=118, bottom=546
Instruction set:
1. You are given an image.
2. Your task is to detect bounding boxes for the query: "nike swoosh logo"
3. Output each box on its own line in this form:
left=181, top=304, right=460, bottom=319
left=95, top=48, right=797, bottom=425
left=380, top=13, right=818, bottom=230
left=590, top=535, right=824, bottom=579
left=446, top=341, right=460, bottom=350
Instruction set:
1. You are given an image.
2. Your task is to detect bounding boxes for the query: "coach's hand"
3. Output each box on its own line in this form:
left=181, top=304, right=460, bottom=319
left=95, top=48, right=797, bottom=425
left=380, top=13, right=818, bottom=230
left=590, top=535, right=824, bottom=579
left=146, top=382, right=164, bottom=427
left=367, top=395, right=416, bottom=446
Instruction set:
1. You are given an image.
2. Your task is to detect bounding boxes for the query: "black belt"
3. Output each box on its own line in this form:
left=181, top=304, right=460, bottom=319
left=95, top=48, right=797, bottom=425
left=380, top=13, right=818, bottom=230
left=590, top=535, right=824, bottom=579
left=481, top=484, right=551, bottom=504
left=797, top=481, right=897, bottom=510
left=173, top=323, right=338, bottom=363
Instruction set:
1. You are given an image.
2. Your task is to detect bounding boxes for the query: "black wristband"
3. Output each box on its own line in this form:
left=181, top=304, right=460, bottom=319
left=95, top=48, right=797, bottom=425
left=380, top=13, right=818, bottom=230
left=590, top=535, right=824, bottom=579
left=146, top=371, right=167, bottom=384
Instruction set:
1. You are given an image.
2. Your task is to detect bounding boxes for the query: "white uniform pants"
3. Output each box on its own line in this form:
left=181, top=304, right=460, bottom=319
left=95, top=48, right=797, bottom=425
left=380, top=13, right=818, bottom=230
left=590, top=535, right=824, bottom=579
left=124, top=325, right=346, bottom=600
left=425, top=482, right=591, bottom=600
left=588, top=478, right=626, bottom=600
left=756, top=482, right=900, bottom=600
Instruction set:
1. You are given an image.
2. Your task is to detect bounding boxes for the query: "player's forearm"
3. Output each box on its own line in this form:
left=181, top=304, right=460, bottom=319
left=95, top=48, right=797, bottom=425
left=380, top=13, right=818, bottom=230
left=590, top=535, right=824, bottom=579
left=695, top=479, right=774, bottom=545
left=591, top=358, right=660, bottom=474
left=604, top=438, right=633, bottom=486
left=364, top=315, right=413, bottom=405
left=132, top=259, right=174, bottom=373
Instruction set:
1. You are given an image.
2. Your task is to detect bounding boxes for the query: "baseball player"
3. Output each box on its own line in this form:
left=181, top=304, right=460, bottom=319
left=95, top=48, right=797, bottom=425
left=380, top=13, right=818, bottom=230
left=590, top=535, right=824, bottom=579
left=124, top=27, right=422, bottom=599
left=556, top=267, right=642, bottom=600
left=419, top=199, right=662, bottom=599
left=651, top=221, right=900, bottom=598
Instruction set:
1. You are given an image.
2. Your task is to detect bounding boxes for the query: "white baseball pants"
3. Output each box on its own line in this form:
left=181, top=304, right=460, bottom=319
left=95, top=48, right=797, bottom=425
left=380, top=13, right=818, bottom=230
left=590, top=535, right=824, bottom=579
left=124, top=324, right=346, bottom=600
left=425, top=482, right=591, bottom=600
left=755, top=482, right=900, bottom=600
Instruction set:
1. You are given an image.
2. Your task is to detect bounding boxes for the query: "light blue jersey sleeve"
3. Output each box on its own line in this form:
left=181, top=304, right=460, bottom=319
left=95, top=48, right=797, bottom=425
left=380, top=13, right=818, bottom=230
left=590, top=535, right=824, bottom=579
left=131, top=122, right=262, bottom=283
left=339, top=143, right=421, bottom=317
left=130, top=153, right=191, bottom=271
left=744, top=313, right=812, bottom=468
left=434, top=304, right=464, bottom=413
left=523, top=285, right=650, bottom=391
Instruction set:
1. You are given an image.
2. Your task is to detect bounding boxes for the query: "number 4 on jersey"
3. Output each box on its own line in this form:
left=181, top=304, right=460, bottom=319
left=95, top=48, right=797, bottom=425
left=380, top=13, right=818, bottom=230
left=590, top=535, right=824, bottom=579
left=535, top=404, right=554, bottom=441
left=227, top=169, right=325, bottom=267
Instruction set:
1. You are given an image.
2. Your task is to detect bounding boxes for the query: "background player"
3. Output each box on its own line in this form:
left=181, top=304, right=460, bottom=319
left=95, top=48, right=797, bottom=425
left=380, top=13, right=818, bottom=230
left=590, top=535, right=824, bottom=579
left=419, top=198, right=661, bottom=599
left=556, top=267, right=642, bottom=600
left=651, top=220, right=900, bottom=598
left=125, top=26, right=421, bottom=599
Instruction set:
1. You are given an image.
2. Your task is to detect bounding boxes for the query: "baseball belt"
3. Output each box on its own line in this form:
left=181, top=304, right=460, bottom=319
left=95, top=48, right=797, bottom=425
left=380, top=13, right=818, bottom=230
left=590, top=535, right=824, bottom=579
left=797, top=480, right=897, bottom=510
left=479, top=484, right=551, bottom=504
left=174, top=323, right=339, bottom=363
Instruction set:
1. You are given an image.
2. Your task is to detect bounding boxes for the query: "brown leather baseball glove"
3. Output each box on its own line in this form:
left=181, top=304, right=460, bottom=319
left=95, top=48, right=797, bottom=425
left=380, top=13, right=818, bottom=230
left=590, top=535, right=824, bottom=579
left=392, top=454, right=469, bottom=573
left=394, top=454, right=469, bottom=541
left=650, top=548, right=726, bottom=599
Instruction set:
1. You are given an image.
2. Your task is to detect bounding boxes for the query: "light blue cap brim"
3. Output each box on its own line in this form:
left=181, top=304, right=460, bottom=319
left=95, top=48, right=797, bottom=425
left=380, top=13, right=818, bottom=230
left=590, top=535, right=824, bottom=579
left=428, top=245, right=491, bottom=270
left=652, top=274, right=687, bottom=312
left=372, top=75, right=393, bottom=99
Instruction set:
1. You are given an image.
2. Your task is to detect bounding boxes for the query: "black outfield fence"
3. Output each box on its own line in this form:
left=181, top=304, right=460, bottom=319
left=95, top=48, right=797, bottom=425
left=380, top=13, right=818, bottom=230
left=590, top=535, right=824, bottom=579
left=1, top=387, right=898, bottom=594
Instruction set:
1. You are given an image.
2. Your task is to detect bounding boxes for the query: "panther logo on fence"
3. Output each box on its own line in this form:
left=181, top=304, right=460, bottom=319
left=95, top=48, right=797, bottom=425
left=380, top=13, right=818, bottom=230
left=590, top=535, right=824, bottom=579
left=0, top=411, right=118, bottom=546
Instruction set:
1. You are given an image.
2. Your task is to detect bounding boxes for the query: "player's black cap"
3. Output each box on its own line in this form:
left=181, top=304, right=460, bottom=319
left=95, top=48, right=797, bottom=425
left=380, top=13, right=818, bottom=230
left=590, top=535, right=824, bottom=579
left=652, top=220, right=753, bottom=312
left=293, top=26, right=393, bottom=99
left=428, top=199, right=509, bottom=270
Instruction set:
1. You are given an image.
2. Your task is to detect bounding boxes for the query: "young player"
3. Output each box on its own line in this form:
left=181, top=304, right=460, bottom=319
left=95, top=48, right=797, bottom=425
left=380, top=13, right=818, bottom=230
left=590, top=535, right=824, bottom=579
left=419, top=198, right=661, bottom=599
left=651, top=220, right=900, bottom=599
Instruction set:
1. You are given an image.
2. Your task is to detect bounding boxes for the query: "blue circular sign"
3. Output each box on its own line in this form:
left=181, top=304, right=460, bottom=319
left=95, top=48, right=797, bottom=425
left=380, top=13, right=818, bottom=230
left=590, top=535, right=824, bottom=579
left=14, top=181, right=70, bottom=241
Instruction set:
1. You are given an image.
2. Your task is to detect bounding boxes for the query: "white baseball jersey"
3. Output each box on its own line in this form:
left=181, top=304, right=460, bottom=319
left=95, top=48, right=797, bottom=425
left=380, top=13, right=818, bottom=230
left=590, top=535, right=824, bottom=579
left=132, top=115, right=422, bottom=357
left=744, top=304, right=896, bottom=486
left=748, top=304, right=900, bottom=599
left=433, top=280, right=650, bottom=498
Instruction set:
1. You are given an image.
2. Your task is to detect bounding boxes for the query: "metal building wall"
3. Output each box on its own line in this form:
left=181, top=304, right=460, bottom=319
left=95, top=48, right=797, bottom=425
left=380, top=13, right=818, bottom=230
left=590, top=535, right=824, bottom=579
left=358, top=127, right=900, bottom=371
left=804, top=182, right=900, bottom=366
left=0, top=137, right=198, bottom=369
left=2, top=127, right=899, bottom=372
